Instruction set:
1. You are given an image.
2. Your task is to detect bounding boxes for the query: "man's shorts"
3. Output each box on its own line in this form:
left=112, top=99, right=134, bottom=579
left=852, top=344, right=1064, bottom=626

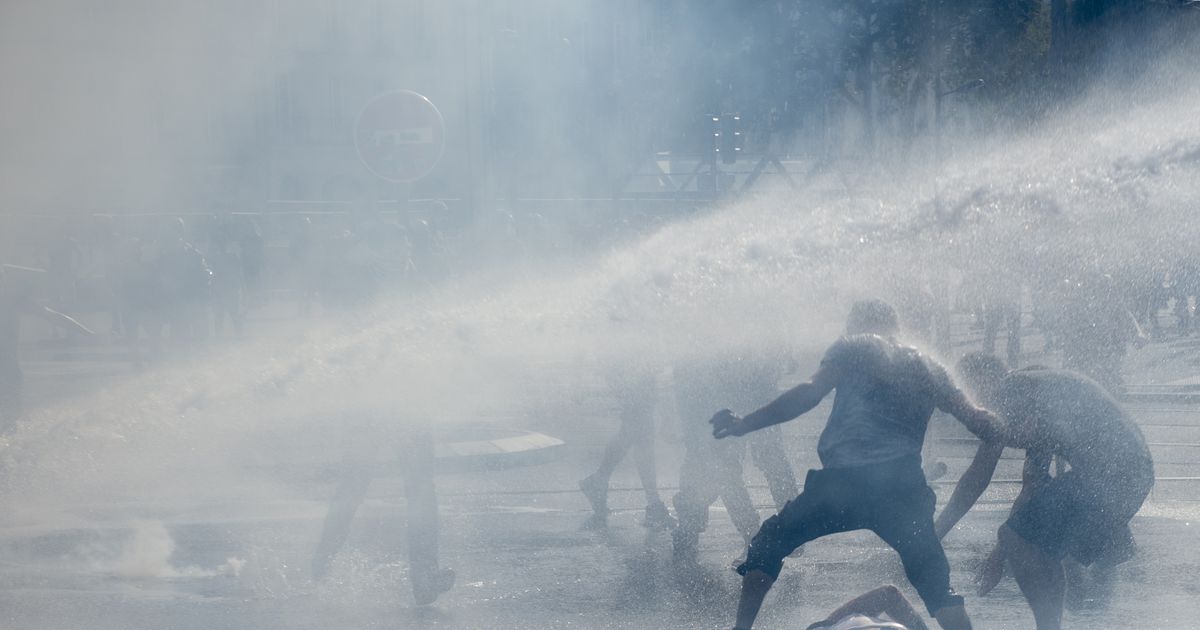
left=737, top=457, right=963, bottom=616
left=1006, top=468, right=1153, bottom=566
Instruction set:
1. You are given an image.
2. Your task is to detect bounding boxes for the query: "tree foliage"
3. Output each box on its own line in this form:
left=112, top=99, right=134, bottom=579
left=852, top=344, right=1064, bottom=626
left=646, top=0, right=1196, bottom=157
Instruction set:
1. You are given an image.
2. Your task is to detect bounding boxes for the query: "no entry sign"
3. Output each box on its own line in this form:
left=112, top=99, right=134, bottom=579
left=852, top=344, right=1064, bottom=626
left=354, top=90, right=445, bottom=183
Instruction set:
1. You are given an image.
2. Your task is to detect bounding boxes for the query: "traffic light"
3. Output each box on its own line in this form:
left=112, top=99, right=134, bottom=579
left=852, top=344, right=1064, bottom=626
left=712, top=113, right=742, bottom=164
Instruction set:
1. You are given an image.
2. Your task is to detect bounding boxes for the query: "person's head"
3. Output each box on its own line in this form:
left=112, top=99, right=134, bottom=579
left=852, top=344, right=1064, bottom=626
left=955, top=351, right=1008, bottom=405
left=845, top=298, right=899, bottom=337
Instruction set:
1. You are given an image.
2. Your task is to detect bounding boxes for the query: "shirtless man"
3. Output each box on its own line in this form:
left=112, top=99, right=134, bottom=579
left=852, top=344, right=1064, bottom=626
left=936, top=353, right=1154, bottom=630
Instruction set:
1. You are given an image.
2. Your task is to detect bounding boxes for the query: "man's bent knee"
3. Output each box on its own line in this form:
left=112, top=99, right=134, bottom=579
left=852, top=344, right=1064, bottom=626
left=736, top=533, right=790, bottom=580
left=735, top=515, right=795, bottom=580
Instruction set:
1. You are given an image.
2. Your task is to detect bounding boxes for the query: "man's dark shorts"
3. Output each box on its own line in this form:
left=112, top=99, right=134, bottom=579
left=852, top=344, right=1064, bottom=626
left=736, top=457, right=963, bottom=616
left=1006, top=468, right=1153, bottom=566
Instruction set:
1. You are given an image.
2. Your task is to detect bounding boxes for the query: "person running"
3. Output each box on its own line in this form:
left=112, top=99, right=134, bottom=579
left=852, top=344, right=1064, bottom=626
left=579, top=293, right=675, bottom=530
left=579, top=361, right=674, bottom=529
left=807, top=585, right=931, bottom=630
left=711, top=299, right=1003, bottom=630
left=312, top=421, right=454, bottom=606
left=936, top=354, right=1154, bottom=630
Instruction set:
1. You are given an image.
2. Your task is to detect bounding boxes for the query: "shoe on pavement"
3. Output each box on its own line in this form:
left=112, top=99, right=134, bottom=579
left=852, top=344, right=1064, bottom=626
left=581, top=512, right=608, bottom=530
left=643, top=502, right=677, bottom=529
left=412, top=567, right=455, bottom=606
left=579, top=475, right=608, bottom=515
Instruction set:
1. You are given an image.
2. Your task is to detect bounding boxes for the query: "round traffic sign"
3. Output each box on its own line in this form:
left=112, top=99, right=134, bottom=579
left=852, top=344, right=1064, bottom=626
left=353, top=90, right=446, bottom=183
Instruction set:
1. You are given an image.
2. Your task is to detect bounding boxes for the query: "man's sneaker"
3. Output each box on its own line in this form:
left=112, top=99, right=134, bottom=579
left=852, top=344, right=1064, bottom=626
left=643, top=502, right=676, bottom=529
left=672, top=530, right=699, bottom=566
left=412, top=567, right=455, bottom=606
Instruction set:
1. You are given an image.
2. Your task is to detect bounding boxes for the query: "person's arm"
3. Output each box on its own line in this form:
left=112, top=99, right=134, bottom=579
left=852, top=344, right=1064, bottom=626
left=938, top=389, right=1005, bottom=444
left=712, top=362, right=837, bottom=439
left=974, top=448, right=1051, bottom=596
left=806, top=585, right=930, bottom=630
left=935, top=440, right=1004, bottom=538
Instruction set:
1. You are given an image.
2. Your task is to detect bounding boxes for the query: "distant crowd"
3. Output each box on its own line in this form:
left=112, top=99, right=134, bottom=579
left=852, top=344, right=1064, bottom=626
left=1, top=206, right=665, bottom=346
left=888, top=255, right=1200, bottom=396
left=4, top=208, right=1200, bottom=429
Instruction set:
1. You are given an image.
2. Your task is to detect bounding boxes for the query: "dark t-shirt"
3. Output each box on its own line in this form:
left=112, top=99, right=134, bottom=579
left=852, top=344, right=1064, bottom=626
left=816, top=335, right=962, bottom=469
left=996, top=367, right=1154, bottom=485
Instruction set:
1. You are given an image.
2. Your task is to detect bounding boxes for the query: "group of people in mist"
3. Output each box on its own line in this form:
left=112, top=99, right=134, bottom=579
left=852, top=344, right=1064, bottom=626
left=300, top=222, right=1169, bottom=629
left=0, top=206, right=1179, bottom=630
left=576, top=294, right=1153, bottom=630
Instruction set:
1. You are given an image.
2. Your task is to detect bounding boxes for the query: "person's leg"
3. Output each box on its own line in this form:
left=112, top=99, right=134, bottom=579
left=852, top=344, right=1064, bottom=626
left=228, top=305, right=241, bottom=336
left=1001, top=524, right=1064, bottom=630
left=590, top=426, right=632, bottom=483
left=581, top=378, right=658, bottom=523
left=734, top=569, right=774, bottom=629
left=1006, top=308, right=1022, bottom=368
left=1062, top=555, right=1090, bottom=610
left=211, top=300, right=223, bottom=337
left=880, top=528, right=971, bottom=629
left=312, top=463, right=373, bottom=579
left=672, top=446, right=720, bottom=563
left=733, top=470, right=851, bottom=629
left=1094, top=351, right=1125, bottom=396
left=982, top=306, right=1000, bottom=354
left=592, top=421, right=632, bottom=480
left=716, top=445, right=762, bottom=545
left=1001, top=471, right=1091, bottom=629
left=748, top=427, right=799, bottom=510
left=872, top=484, right=971, bottom=630
left=626, top=400, right=671, bottom=526
left=231, top=292, right=245, bottom=336
left=580, top=411, right=636, bottom=522
left=404, top=431, right=453, bottom=605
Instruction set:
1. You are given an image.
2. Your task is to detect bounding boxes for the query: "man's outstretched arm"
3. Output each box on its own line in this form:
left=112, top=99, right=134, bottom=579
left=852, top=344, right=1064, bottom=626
left=712, top=363, right=837, bottom=439
left=939, top=390, right=1006, bottom=444
left=935, top=440, right=1004, bottom=538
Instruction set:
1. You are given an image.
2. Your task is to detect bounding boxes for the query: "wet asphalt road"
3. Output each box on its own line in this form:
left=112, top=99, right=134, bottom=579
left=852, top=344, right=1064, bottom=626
left=5, top=327, right=1200, bottom=629
left=1, top=407, right=1199, bottom=630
